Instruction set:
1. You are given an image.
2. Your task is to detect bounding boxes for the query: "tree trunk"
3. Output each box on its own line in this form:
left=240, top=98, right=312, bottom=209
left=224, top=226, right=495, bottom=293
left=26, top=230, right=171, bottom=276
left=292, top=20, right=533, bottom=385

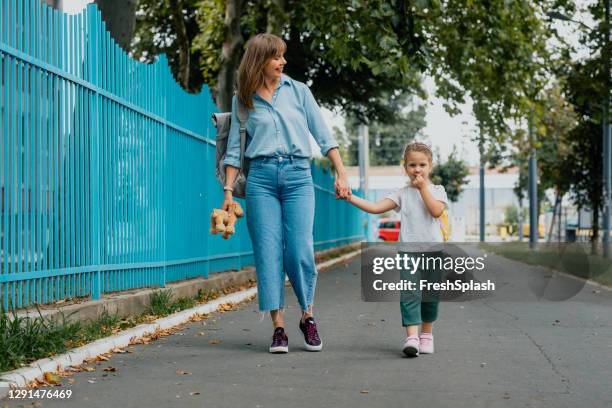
left=266, top=0, right=286, bottom=35
left=94, top=0, right=137, bottom=53
left=558, top=198, right=563, bottom=243
left=591, top=207, right=599, bottom=255
left=167, top=0, right=192, bottom=91
left=547, top=192, right=561, bottom=242
left=217, top=0, right=245, bottom=111
left=44, top=0, right=62, bottom=9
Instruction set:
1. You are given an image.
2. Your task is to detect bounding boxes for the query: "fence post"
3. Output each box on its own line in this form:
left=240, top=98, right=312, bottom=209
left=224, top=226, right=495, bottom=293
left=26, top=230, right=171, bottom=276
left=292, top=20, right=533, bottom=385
left=161, top=62, right=167, bottom=288
left=87, top=5, right=101, bottom=300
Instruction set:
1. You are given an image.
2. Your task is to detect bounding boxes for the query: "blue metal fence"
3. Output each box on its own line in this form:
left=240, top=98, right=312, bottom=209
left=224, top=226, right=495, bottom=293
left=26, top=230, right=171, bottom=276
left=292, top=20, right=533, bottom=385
left=0, top=0, right=364, bottom=310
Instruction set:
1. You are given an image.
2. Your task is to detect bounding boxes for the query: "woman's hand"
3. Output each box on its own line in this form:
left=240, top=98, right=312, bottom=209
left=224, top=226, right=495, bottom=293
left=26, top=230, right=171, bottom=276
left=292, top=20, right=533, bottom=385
left=335, top=173, right=352, bottom=200
left=221, top=190, right=234, bottom=211
left=325, top=148, right=351, bottom=200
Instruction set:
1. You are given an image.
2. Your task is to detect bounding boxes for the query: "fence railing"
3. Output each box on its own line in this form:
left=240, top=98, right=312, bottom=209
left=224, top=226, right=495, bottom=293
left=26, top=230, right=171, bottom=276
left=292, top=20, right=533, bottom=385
left=0, top=0, right=364, bottom=310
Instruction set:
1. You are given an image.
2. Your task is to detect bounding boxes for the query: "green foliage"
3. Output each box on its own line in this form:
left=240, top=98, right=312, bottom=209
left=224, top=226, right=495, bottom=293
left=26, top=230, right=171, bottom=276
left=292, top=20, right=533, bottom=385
left=505, top=84, right=577, bottom=208
left=132, top=0, right=203, bottom=92
left=0, top=306, right=128, bottom=372
left=430, top=146, right=470, bottom=202
left=536, top=85, right=577, bottom=196
left=193, top=0, right=225, bottom=89
left=147, top=290, right=177, bottom=316
left=136, top=0, right=564, bottom=126
left=341, top=91, right=427, bottom=166
left=147, top=290, right=197, bottom=316
left=503, top=205, right=528, bottom=231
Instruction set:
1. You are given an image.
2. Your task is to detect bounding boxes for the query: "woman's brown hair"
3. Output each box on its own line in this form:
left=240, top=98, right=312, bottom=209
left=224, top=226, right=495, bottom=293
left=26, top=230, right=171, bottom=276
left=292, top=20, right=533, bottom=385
left=237, top=33, right=287, bottom=109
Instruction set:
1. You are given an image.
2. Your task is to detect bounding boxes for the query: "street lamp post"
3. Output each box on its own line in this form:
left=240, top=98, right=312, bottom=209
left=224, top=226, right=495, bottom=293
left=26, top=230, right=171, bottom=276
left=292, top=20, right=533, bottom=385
left=358, top=124, right=370, bottom=239
left=604, top=0, right=611, bottom=257
left=479, top=134, right=485, bottom=242
left=529, top=117, right=538, bottom=249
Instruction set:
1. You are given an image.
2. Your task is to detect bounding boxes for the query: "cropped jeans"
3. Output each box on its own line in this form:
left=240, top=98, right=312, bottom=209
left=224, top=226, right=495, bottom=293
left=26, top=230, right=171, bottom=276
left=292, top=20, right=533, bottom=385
left=245, top=155, right=317, bottom=313
left=399, top=251, right=442, bottom=326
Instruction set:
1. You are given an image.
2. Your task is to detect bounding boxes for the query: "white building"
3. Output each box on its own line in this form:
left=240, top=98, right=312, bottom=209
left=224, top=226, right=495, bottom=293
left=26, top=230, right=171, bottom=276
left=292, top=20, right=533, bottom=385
left=346, top=165, right=522, bottom=239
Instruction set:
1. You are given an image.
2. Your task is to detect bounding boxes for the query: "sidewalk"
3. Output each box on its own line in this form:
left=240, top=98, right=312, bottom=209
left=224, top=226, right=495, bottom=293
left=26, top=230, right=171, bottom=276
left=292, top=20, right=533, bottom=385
left=3, top=249, right=611, bottom=408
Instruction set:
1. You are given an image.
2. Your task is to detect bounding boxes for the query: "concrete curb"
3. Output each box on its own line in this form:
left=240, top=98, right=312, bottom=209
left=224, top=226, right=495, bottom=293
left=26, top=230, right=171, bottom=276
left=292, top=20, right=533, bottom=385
left=317, top=249, right=361, bottom=272
left=540, top=265, right=612, bottom=292
left=0, top=247, right=361, bottom=399
left=0, top=288, right=257, bottom=398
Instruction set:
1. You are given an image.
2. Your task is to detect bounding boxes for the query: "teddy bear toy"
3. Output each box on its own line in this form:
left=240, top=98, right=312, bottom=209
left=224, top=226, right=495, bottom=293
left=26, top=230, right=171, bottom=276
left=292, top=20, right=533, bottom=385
left=210, top=202, right=244, bottom=239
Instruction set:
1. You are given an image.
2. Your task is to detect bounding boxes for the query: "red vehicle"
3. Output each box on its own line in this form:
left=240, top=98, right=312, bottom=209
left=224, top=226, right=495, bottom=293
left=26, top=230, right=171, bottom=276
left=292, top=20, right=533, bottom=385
left=377, top=218, right=400, bottom=242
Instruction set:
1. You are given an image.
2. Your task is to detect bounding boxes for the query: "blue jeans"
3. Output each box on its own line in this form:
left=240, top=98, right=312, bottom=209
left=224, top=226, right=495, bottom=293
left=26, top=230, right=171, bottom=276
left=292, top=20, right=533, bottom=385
left=246, top=155, right=317, bottom=312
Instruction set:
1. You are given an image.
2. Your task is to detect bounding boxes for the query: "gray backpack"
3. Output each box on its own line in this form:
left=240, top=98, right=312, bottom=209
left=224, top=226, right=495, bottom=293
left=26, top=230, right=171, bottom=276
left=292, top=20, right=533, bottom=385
left=212, top=100, right=249, bottom=198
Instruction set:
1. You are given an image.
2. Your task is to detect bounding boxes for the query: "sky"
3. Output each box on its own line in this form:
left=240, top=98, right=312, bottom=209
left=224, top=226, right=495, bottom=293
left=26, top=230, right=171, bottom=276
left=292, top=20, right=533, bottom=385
left=64, top=0, right=594, bottom=166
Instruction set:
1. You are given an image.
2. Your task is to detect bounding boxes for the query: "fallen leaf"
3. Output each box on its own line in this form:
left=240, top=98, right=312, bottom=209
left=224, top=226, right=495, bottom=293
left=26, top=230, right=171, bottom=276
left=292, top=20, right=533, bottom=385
left=112, top=347, right=127, bottom=354
left=360, top=389, right=369, bottom=394
left=43, top=372, right=62, bottom=385
left=209, top=339, right=222, bottom=345
left=190, top=392, right=201, bottom=396
left=87, top=379, right=96, bottom=384
left=83, top=367, right=96, bottom=372
left=103, top=367, right=117, bottom=372
left=96, top=355, right=109, bottom=362
left=175, top=370, right=191, bottom=376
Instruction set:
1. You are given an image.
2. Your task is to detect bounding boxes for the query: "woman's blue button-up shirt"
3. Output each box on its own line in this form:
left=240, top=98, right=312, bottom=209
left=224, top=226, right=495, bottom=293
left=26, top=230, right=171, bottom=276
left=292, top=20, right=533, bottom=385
left=222, top=75, right=339, bottom=169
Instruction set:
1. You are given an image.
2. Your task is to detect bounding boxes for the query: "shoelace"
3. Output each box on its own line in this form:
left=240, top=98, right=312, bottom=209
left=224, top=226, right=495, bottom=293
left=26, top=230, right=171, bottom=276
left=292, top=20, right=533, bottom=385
left=306, top=322, right=320, bottom=342
left=273, top=329, right=286, bottom=343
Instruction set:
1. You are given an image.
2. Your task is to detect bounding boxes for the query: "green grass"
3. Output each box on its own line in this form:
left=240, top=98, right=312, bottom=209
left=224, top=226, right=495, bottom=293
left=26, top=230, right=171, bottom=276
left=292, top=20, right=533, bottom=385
left=480, top=242, right=612, bottom=287
left=0, top=290, right=204, bottom=373
left=146, top=290, right=197, bottom=316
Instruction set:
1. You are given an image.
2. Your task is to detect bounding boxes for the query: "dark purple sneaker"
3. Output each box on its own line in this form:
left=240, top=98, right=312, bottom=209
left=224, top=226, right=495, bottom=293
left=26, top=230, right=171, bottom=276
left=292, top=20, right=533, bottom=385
left=299, top=317, right=323, bottom=351
left=269, top=327, right=289, bottom=353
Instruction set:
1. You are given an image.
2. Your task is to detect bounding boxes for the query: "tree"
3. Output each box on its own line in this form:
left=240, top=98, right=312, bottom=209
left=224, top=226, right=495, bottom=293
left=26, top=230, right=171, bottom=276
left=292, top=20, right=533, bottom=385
left=132, top=0, right=203, bottom=92
left=430, top=147, right=470, bottom=203
left=503, top=84, right=577, bottom=239
left=94, top=0, right=138, bottom=52
left=564, top=57, right=607, bottom=251
left=137, top=0, right=567, bottom=126
left=341, top=91, right=427, bottom=166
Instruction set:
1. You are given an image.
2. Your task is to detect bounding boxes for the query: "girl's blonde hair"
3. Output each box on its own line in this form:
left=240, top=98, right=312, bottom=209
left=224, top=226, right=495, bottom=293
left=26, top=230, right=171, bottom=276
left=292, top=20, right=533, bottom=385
left=403, top=142, right=433, bottom=167
left=237, top=33, right=287, bottom=109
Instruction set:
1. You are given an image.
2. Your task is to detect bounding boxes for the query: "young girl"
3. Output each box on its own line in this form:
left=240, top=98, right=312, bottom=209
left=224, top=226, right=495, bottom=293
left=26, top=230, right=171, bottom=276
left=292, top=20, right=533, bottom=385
left=347, top=142, right=448, bottom=357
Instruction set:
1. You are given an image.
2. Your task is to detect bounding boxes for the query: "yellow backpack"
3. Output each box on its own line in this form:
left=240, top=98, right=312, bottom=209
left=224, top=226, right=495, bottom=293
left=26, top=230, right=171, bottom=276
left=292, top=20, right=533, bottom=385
left=440, top=210, right=451, bottom=242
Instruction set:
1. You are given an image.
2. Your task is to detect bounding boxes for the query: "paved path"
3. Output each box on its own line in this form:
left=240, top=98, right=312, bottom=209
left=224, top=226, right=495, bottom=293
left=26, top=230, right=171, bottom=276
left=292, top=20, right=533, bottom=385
left=3, top=250, right=612, bottom=408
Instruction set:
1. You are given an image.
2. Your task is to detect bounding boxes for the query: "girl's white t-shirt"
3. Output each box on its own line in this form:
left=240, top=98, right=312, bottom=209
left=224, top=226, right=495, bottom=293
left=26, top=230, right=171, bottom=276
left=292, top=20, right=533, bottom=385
left=385, top=184, right=449, bottom=243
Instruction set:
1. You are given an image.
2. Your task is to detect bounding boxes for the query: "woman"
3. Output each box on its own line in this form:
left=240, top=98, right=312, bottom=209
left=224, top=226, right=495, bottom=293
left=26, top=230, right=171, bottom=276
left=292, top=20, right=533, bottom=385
left=221, top=33, right=351, bottom=353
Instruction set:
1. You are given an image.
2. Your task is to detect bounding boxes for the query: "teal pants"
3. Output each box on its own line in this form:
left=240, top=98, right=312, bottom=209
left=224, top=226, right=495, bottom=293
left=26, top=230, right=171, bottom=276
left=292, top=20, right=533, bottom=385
left=400, top=251, right=442, bottom=327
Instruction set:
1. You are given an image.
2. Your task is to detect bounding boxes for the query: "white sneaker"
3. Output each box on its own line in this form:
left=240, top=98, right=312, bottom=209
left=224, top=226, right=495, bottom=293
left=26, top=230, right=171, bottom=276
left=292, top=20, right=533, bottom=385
left=419, top=332, right=434, bottom=354
left=402, top=335, right=419, bottom=357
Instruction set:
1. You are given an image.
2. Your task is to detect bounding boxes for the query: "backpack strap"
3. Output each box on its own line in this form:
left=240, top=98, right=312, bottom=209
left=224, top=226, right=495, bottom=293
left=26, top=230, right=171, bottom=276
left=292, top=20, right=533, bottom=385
left=236, top=98, right=249, bottom=169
